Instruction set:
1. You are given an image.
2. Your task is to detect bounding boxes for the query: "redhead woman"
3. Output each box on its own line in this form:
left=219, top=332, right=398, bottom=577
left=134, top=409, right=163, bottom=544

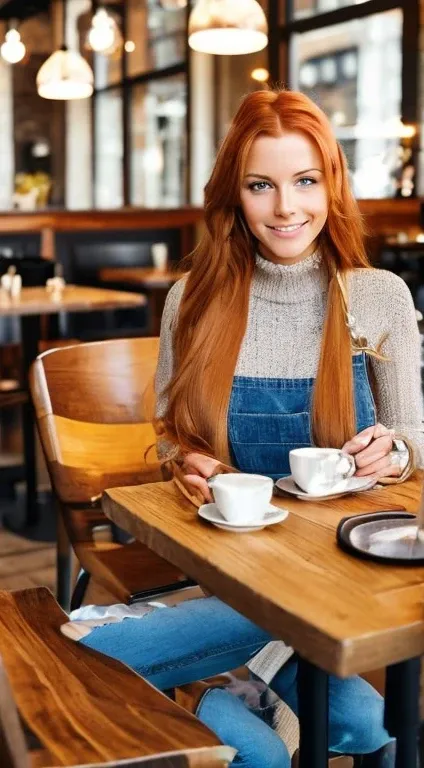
left=62, top=90, right=423, bottom=767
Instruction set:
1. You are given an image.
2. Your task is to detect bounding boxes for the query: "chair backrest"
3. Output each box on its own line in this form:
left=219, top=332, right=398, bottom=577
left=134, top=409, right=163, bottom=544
left=0, top=588, right=235, bottom=768
left=30, top=337, right=162, bottom=504
left=0, top=658, right=29, bottom=768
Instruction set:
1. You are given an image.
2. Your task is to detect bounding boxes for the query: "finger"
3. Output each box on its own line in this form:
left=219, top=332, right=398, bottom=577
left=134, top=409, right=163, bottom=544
left=184, top=473, right=213, bottom=503
left=372, top=423, right=393, bottom=439
left=342, top=423, right=393, bottom=455
left=354, top=435, right=393, bottom=469
left=355, top=454, right=398, bottom=478
left=342, top=425, right=376, bottom=455
left=183, top=453, right=221, bottom=478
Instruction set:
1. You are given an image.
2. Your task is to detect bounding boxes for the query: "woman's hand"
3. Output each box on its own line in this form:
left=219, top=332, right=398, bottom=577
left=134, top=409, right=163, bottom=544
left=342, top=423, right=400, bottom=480
left=181, top=453, right=222, bottom=503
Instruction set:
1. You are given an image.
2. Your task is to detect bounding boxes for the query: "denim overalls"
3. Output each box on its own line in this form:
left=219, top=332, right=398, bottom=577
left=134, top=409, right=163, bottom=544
left=228, top=353, right=377, bottom=479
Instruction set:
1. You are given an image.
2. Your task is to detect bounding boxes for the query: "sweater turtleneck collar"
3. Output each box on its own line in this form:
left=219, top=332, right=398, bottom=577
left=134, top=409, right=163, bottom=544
left=252, top=249, right=328, bottom=305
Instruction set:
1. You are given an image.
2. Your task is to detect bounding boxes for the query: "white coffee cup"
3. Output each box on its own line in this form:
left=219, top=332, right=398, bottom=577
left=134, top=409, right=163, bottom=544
left=208, top=473, right=273, bottom=524
left=289, top=447, right=356, bottom=495
left=151, top=243, right=168, bottom=271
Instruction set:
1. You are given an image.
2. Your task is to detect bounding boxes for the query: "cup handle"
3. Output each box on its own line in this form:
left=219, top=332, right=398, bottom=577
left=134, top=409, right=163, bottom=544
left=337, top=452, right=356, bottom=479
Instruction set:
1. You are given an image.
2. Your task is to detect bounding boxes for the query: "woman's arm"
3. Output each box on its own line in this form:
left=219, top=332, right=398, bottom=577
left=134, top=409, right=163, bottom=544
left=370, top=274, right=424, bottom=471
left=154, top=278, right=186, bottom=460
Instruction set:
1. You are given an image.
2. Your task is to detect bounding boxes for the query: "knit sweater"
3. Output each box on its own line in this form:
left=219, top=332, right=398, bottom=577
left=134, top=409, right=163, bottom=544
left=154, top=251, right=424, bottom=682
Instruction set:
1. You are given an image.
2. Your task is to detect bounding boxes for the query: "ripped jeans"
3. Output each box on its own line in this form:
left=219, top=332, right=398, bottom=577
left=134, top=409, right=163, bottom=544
left=80, top=596, right=394, bottom=767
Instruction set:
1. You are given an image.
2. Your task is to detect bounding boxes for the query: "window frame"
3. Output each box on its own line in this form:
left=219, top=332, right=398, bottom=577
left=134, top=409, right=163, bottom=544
left=266, top=0, right=420, bottom=197
left=92, top=0, right=189, bottom=208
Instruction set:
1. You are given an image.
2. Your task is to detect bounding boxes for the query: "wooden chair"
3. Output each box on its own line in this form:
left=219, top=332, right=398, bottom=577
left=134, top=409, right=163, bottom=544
left=0, top=587, right=235, bottom=768
left=30, top=337, right=193, bottom=610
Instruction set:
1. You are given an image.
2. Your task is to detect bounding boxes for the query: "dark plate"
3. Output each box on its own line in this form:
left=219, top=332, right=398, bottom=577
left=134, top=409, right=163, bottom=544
left=336, top=510, right=424, bottom=565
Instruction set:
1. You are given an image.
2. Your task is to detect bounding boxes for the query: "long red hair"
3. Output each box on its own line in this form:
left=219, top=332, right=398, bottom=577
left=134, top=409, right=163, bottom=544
left=162, top=89, right=371, bottom=462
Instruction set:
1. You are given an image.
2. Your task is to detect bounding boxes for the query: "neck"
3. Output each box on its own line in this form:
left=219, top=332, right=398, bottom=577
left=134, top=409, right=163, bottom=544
left=252, top=250, right=328, bottom=304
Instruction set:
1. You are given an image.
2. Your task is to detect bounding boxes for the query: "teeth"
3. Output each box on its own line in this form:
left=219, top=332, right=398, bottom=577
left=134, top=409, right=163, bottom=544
left=272, top=223, right=304, bottom=232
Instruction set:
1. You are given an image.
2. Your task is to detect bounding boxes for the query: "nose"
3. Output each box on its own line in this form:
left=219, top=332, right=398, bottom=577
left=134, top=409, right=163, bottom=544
left=274, top=186, right=296, bottom=218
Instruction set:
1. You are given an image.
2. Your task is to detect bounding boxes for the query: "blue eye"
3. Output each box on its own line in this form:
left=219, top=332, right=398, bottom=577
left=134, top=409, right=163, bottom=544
left=248, top=181, right=272, bottom=192
left=296, top=177, right=316, bottom=187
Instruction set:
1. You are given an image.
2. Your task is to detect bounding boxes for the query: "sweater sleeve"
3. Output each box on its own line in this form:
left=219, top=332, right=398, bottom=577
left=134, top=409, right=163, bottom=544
left=368, top=273, right=424, bottom=466
left=154, top=277, right=186, bottom=458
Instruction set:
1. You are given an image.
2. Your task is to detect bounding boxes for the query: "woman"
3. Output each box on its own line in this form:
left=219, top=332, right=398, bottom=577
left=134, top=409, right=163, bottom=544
left=63, top=89, right=423, bottom=767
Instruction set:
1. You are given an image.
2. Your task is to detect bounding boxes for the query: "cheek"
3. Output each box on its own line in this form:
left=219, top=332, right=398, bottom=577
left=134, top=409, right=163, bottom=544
left=242, top=196, right=271, bottom=225
left=307, top=192, right=328, bottom=224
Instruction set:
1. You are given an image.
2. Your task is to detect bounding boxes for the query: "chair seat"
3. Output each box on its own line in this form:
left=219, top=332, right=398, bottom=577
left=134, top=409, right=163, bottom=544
left=79, top=539, right=188, bottom=604
left=0, top=587, right=234, bottom=767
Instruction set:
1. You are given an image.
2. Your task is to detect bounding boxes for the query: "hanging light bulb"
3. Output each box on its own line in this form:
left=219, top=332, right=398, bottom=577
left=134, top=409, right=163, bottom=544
left=159, top=0, right=188, bottom=8
left=87, top=8, right=118, bottom=53
left=188, top=0, right=268, bottom=56
left=1, top=27, right=25, bottom=64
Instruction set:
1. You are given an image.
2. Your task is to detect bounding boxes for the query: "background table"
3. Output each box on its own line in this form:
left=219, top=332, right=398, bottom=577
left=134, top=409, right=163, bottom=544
left=0, top=285, right=146, bottom=531
left=99, top=267, right=186, bottom=335
left=103, top=474, right=424, bottom=767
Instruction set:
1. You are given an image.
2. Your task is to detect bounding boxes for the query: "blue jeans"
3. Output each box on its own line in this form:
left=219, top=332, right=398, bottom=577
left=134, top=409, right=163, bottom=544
left=81, top=597, right=393, bottom=767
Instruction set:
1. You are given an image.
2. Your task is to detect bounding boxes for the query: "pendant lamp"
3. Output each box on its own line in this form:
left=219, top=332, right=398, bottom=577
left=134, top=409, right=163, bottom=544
left=1, top=24, right=25, bottom=64
left=37, top=0, right=93, bottom=100
left=188, top=0, right=268, bottom=56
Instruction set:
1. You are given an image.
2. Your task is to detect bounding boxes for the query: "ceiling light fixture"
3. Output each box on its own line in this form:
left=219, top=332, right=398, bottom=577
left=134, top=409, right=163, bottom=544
left=159, top=0, right=188, bottom=8
left=188, top=0, right=268, bottom=56
left=36, top=0, right=93, bottom=100
left=87, top=8, right=118, bottom=53
left=251, top=67, right=269, bottom=82
left=1, top=23, right=25, bottom=64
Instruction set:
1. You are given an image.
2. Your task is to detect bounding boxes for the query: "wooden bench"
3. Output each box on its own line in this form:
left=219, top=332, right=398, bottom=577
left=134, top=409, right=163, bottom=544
left=0, top=587, right=235, bottom=768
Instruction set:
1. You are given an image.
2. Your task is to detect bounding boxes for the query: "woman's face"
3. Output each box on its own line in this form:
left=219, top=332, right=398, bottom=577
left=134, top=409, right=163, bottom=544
left=240, top=131, right=328, bottom=265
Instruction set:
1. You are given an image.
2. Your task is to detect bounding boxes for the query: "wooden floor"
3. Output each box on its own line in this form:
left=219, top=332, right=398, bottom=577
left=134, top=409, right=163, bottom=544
left=0, top=527, right=55, bottom=594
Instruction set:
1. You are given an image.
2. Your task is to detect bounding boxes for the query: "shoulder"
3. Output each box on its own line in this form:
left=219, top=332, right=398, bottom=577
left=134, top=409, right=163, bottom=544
left=161, top=276, right=188, bottom=329
left=349, top=268, right=414, bottom=308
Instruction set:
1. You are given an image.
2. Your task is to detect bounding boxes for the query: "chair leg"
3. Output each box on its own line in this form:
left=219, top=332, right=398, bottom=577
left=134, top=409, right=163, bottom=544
left=70, top=570, right=91, bottom=612
left=353, top=758, right=363, bottom=767
left=56, top=513, right=72, bottom=611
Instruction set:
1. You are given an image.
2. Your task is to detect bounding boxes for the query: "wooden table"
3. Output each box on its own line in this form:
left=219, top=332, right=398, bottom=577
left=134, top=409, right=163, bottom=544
left=0, top=285, right=145, bottom=530
left=103, top=475, right=424, bottom=768
left=99, top=267, right=186, bottom=335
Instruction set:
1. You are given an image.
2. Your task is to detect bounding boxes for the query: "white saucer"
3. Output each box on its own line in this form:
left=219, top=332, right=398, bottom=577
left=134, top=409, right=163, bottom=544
left=275, top=475, right=377, bottom=501
left=198, top=502, right=289, bottom=532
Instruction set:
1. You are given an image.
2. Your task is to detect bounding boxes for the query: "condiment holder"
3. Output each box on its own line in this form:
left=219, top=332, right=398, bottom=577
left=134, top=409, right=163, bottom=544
left=0, top=265, right=22, bottom=298
left=46, top=263, right=66, bottom=300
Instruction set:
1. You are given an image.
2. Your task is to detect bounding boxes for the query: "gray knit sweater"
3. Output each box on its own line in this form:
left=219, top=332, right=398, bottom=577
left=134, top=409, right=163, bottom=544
left=155, top=251, right=424, bottom=682
left=156, top=251, right=424, bottom=459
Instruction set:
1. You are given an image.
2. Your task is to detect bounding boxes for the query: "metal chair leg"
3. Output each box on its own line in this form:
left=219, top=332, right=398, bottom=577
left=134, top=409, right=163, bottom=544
left=70, top=570, right=91, bottom=612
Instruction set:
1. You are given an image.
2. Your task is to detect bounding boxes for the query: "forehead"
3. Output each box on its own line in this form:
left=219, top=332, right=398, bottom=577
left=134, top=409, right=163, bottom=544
left=244, top=132, right=322, bottom=176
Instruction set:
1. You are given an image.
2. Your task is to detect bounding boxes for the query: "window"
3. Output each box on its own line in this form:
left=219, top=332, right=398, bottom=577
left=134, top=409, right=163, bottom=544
left=289, top=0, right=372, bottom=21
left=130, top=75, right=187, bottom=207
left=126, top=0, right=186, bottom=77
left=291, top=9, right=403, bottom=198
left=94, top=89, right=124, bottom=208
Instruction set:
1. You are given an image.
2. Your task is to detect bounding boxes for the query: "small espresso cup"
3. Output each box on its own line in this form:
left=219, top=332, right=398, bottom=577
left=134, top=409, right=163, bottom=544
left=289, top=447, right=356, bottom=495
left=208, top=473, right=273, bottom=524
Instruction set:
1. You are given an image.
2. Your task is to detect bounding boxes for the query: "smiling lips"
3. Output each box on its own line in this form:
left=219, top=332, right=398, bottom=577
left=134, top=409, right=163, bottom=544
left=267, top=221, right=308, bottom=237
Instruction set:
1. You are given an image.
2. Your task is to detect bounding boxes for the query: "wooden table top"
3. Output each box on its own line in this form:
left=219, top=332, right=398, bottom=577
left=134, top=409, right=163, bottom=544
left=99, top=266, right=187, bottom=287
left=0, top=285, right=146, bottom=316
left=103, top=473, right=424, bottom=678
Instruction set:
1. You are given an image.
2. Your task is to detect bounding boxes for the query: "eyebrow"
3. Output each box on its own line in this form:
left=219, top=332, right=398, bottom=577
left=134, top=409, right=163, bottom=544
left=245, top=168, right=323, bottom=180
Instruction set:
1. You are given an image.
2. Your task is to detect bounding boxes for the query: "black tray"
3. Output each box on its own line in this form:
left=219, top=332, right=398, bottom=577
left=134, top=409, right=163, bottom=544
left=336, top=510, right=424, bottom=565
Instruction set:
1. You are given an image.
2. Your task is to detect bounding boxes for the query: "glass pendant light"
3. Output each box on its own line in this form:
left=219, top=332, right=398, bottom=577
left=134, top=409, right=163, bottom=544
left=87, top=8, right=119, bottom=54
left=188, top=0, right=268, bottom=56
left=1, top=24, right=25, bottom=64
left=37, top=0, right=93, bottom=100
left=160, top=0, right=188, bottom=8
